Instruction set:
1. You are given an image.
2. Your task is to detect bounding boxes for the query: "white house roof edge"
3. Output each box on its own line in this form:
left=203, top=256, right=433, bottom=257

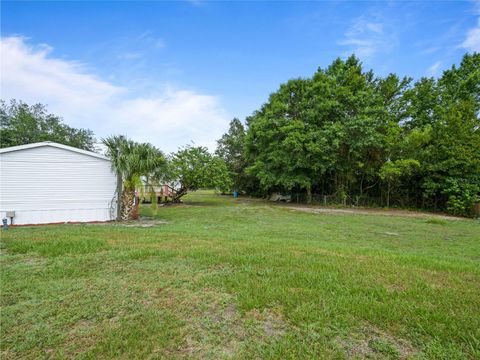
left=0, top=141, right=110, bottom=161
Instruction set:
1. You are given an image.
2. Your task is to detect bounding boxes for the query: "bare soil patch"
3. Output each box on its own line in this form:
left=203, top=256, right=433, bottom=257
left=287, top=205, right=465, bottom=221
left=245, top=307, right=287, bottom=339
left=336, top=324, right=418, bottom=359
left=93, top=218, right=167, bottom=227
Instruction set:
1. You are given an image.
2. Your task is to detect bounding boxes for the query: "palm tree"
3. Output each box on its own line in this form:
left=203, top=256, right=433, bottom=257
left=103, top=135, right=165, bottom=220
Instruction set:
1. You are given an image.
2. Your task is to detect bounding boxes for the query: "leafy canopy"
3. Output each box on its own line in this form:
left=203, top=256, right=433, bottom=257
left=229, top=53, right=480, bottom=216
left=102, top=135, right=165, bottom=190
left=168, top=145, right=232, bottom=196
left=1, top=100, right=95, bottom=151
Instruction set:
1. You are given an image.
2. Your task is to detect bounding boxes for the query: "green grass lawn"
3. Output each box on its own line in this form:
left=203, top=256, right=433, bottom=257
left=1, top=191, right=479, bottom=359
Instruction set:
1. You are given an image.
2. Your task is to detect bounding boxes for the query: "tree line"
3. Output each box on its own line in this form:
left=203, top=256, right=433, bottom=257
left=216, top=53, right=480, bottom=217
left=1, top=100, right=96, bottom=151
left=2, top=53, right=479, bottom=217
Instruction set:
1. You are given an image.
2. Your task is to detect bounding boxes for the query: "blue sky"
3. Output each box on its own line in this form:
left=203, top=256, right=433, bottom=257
left=1, top=1, right=479, bottom=152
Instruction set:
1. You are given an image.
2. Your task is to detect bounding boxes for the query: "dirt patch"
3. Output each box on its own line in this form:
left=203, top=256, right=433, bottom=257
left=62, top=319, right=100, bottom=358
left=92, top=218, right=167, bottom=228
left=383, top=232, right=399, bottom=236
left=0, top=350, right=16, bottom=360
left=288, top=206, right=464, bottom=221
left=383, top=282, right=407, bottom=293
left=158, top=202, right=187, bottom=207
left=336, top=324, right=418, bottom=359
left=149, top=286, right=289, bottom=358
left=246, top=307, right=287, bottom=339
left=172, top=292, right=245, bottom=358
left=68, top=319, right=94, bottom=335
left=416, top=269, right=467, bottom=290
left=18, top=256, right=47, bottom=267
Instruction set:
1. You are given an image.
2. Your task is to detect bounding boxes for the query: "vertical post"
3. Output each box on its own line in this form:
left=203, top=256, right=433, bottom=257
left=386, top=182, right=390, bottom=208
left=323, top=195, right=327, bottom=206
left=474, top=202, right=480, bottom=218
left=116, top=173, right=122, bottom=221
left=306, top=185, right=312, bottom=204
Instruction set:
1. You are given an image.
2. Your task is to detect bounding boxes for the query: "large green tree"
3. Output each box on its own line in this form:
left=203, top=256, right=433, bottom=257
left=1, top=100, right=95, bottom=151
left=215, top=118, right=248, bottom=192
left=245, top=56, right=400, bottom=203
left=102, top=135, right=165, bottom=220
left=246, top=77, right=333, bottom=203
left=398, top=54, right=480, bottom=215
left=167, top=145, right=232, bottom=202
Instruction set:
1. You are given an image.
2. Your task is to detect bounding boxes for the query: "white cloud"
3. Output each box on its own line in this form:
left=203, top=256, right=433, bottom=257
left=154, top=39, right=166, bottom=49
left=427, top=61, right=442, bottom=76
left=186, top=0, right=205, bottom=6
left=421, top=46, right=441, bottom=55
left=460, top=19, right=480, bottom=52
left=339, top=16, right=394, bottom=60
left=138, top=31, right=166, bottom=49
left=118, top=52, right=143, bottom=60
left=0, top=36, right=229, bottom=153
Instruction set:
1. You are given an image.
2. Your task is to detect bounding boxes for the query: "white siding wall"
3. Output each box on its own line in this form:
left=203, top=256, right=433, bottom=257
left=0, top=145, right=117, bottom=225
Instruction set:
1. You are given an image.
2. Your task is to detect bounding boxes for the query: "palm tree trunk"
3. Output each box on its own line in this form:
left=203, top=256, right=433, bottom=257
left=120, top=188, right=136, bottom=220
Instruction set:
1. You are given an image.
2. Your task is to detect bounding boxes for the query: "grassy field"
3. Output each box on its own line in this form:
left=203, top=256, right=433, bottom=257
left=1, top=191, right=479, bottom=359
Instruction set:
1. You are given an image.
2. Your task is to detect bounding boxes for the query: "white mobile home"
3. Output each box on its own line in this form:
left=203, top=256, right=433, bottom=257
left=0, top=142, right=118, bottom=225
